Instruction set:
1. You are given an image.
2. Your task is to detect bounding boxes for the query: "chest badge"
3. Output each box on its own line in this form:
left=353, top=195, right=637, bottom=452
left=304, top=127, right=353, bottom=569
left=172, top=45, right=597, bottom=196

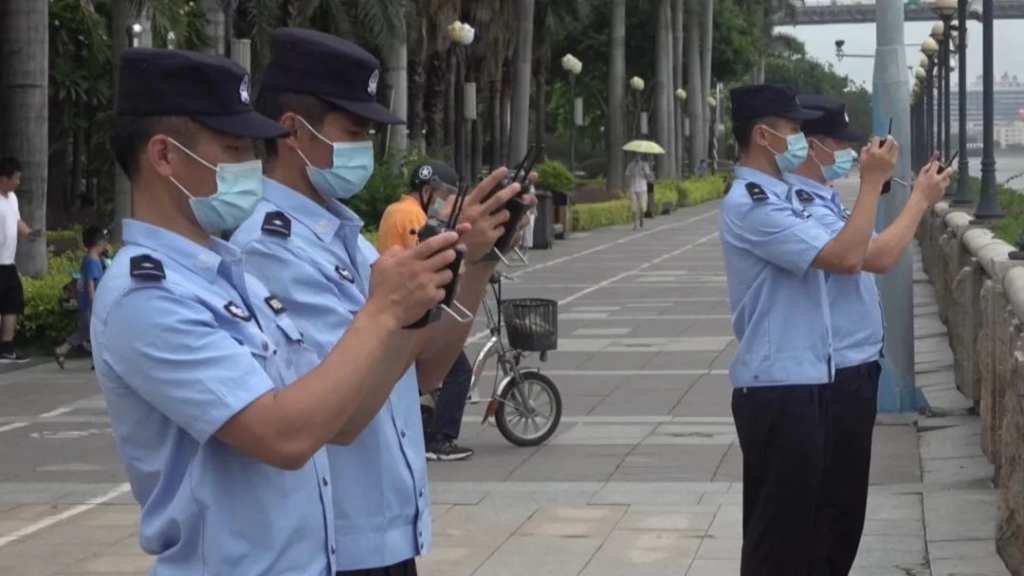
left=265, top=296, right=286, bottom=315
left=224, top=301, right=252, bottom=322
left=795, top=189, right=814, bottom=203
left=335, top=264, right=355, bottom=284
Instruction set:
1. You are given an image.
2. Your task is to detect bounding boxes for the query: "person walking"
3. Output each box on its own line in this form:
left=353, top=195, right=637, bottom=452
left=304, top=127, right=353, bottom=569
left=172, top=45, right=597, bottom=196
left=718, top=83, right=898, bottom=576
left=0, top=157, right=40, bottom=362
left=624, top=155, right=652, bottom=230
left=54, top=225, right=107, bottom=368
left=783, top=94, right=951, bottom=575
left=93, top=47, right=461, bottom=575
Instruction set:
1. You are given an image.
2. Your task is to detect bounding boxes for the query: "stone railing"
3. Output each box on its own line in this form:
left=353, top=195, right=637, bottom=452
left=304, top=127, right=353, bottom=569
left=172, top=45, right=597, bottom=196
left=917, top=202, right=1024, bottom=573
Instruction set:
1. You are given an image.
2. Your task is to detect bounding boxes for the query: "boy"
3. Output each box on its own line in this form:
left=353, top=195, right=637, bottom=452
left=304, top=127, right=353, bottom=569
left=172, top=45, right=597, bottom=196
left=54, top=225, right=107, bottom=368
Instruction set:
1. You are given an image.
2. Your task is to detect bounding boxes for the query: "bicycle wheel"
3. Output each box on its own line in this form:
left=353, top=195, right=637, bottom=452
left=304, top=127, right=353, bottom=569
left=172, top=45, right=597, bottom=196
left=495, top=370, right=562, bottom=447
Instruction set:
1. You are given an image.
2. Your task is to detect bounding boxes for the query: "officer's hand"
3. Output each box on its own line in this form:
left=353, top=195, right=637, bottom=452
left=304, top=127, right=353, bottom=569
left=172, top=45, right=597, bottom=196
left=912, top=153, right=954, bottom=207
left=859, top=136, right=899, bottom=189
left=454, top=168, right=535, bottom=263
left=367, top=231, right=461, bottom=327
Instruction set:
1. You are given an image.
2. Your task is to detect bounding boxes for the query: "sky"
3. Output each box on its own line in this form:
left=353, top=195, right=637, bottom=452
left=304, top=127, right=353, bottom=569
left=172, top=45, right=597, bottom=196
left=784, top=20, right=1024, bottom=89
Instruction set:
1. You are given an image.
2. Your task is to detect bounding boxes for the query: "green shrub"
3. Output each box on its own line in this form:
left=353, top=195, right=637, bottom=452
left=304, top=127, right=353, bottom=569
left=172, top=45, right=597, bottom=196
left=21, top=249, right=81, bottom=347
left=535, top=160, right=574, bottom=193
left=572, top=197, right=634, bottom=231
left=572, top=175, right=728, bottom=232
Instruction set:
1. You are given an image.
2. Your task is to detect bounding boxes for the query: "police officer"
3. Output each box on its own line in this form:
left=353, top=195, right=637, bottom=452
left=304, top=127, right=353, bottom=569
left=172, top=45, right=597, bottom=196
left=228, top=28, right=531, bottom=575
left=93, top=48, right=460, bottom=575
left=719, top=83, right=898, bottom=576
left=782, top=94, right=951, bottom=575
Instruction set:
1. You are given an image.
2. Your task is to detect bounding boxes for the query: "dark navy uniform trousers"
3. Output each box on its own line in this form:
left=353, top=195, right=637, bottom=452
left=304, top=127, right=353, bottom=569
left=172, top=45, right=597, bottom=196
left=337, top=559, right=417, bottom=576
left=732, top=361, right=879, bottom=576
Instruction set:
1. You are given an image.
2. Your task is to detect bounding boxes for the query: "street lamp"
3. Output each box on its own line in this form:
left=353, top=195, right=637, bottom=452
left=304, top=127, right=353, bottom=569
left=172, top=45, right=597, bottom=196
left=930, top=24, right=947, bottom=163
left=974, top=0, right=1004, bottom=220
left=951, top=14, right=973, bottom=205
left=914, top=67, right=929, bottom=168
left=448, top=20, right=475, bottom=183
left=629, top=76, right=645, bottom=139
left=561, top=54, right=583, bottom=177
left=921, top=37, right=938, bottom=160
left=936, top=2, right=957, bottom=199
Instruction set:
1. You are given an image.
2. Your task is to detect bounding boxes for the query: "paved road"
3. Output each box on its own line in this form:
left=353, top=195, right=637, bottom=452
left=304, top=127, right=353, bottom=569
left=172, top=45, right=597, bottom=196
left=0, top=181, right=1010, bottom=575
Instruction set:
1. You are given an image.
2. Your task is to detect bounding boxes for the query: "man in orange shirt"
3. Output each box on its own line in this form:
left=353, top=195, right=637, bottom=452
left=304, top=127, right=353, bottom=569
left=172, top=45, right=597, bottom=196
left=378, top=160, right=475, bottom=461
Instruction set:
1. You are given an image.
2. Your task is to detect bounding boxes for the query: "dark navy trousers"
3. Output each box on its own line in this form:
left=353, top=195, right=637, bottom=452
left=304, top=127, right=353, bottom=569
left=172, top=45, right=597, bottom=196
left=732, top=361, right=880, bottom=576
left=822, top=360, right=881, bottom=576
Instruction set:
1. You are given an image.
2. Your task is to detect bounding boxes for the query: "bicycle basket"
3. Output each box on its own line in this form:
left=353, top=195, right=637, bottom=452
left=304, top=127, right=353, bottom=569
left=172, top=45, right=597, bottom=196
left=501, top=298, right=558, bottom=352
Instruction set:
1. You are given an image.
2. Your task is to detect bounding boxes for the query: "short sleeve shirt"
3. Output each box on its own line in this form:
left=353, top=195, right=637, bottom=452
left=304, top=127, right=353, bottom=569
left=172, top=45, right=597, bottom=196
left=377, top=195, right=427, bottom=252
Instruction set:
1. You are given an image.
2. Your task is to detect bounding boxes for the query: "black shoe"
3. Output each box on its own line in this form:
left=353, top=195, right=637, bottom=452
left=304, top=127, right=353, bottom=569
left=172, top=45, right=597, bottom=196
left=425, top=438, right=474, bottom=462
left=0, top=350, right=28, bottom=363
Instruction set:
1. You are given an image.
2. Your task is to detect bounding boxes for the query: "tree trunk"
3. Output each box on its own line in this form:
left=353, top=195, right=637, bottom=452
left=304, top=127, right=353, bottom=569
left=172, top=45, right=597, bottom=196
left=72, top=127, right=86, bottom=208
left=686, top=0, right=703, bottom=171
left=0, top=0, right=48, bottom=276
left=424, top=51, right=446, bottom=156
left=508, top=0, right=535, bottom=166
left=500, top=62, right=512, bottom=165
left=532, top=57, right=547, bottom=158
left=445, top=48, right=457, bottom=164
left=607, top=0, right=626, bottom=193
left=701, top=0, right=714, bottom=159
left=656, top=0, right=675, bottom=179
left=489, top=78, right=502, bottom=170
left=673, top=0, right=686, bottom=174
left=384, top=35, right=409, bottom=155
left=472, top=118, right=483, bottom=182
left=198, top=0, right=225, bottom=54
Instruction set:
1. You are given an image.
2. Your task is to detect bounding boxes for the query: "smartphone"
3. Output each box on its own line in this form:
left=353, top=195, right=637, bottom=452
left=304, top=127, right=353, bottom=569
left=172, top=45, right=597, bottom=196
left=880, top=118, right=894, bottom=194
left=937, top=150, right=959, bottom=175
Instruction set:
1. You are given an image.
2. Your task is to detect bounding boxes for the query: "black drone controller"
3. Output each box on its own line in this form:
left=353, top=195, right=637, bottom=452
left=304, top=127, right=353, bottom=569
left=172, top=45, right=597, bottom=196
left=479, top=144, right=545, bottom=264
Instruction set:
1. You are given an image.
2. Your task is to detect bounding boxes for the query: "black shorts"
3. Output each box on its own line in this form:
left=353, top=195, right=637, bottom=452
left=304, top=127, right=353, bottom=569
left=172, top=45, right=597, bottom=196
left=0, top=265, right=25, bottom=316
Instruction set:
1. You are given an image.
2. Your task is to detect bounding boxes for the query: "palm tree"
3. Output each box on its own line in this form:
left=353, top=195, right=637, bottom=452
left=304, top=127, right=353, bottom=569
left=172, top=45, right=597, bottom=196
left=655, top=0, right=675, bottom=179
left=673, top=0, right=686, bottom=173
left=508, top=0, right=535, bottom=166
left=531, top=0, right=589, bottom=157
left=0, top=0, right=49, bottom=276
left=606, top=0, right=625, bottom=193
left=701, top=0, right=714, bottom=159
left=685, top=0, right=703, bottom=169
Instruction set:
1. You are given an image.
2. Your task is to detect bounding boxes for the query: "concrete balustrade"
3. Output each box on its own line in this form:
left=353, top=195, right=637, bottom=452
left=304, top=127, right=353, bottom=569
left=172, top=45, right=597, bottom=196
left=917, top=202, right=1024, bottom=572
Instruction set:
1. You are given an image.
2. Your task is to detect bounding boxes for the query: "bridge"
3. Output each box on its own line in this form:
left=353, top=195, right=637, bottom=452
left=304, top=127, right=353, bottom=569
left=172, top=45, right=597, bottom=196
left=785, top=0, right=1024, bottom=25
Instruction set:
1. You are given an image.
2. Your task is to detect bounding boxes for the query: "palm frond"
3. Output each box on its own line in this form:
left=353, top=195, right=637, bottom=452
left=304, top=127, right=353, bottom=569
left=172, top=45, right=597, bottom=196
left=351, top=0, right=405, bottom=52
left=126, top=0, right=187, bottom=36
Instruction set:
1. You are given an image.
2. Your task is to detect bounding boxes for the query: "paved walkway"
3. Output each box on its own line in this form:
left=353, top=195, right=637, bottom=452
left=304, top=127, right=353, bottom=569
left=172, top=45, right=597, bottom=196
left=0, top=180, right=1010, bottom=575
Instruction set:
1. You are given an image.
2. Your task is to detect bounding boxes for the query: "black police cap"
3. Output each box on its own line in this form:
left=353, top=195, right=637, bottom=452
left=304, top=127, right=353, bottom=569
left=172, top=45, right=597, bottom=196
left=796, top=94, right=864, bottom=142
left=262, top=28, right=404, bottom=126
left=115, top=48, right=287, bottom=140
left=410, top=160, right=459, bottom=191
left=729, top=83, right=823, bottom=123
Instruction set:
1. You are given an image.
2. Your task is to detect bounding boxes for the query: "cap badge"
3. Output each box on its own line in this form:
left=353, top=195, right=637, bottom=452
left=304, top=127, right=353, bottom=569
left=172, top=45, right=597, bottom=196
left=368, top=70, right=380, bottom=97
left=418, top=165, right=433, bottom=180
left=240, top=74, right=251, bottom=105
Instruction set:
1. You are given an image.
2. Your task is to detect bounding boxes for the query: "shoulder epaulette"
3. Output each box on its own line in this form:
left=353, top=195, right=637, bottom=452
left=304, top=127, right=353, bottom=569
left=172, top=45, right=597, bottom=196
left=795, top=189, right=814, bottom=203
left=261, top=211, right=291, bottom=238
left=745, top=181, right=769, bottom=202
left=129, top=254, right=165, bottom=280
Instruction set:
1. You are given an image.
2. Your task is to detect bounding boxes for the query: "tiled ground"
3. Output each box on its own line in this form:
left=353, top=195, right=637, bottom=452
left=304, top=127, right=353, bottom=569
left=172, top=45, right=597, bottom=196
left=0, top=178, right=1010, bottom=575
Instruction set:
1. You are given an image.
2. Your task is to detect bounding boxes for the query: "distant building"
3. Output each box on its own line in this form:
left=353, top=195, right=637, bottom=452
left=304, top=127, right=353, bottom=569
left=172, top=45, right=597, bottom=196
left=950, top=72, right=1024, bottom=130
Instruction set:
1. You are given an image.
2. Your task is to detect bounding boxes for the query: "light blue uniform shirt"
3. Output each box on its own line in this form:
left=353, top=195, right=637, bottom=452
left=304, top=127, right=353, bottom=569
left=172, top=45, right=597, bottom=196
left=230, top=178, right=431, bottom=571
left=718, top=167, right=836, bottom=388
left=91, top=219, right=336, bottom=576
left=784, top=173, right=885, bottom=369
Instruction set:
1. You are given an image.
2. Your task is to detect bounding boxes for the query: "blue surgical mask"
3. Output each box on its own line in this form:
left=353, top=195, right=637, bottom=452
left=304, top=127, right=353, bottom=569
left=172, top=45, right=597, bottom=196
left=168, top=139, right=264, bottom=234
left=821, top=147, right=857, bottom=181
left=297, top=118, right=374, bottom=200
left=762, top=126, right=809, bottom=173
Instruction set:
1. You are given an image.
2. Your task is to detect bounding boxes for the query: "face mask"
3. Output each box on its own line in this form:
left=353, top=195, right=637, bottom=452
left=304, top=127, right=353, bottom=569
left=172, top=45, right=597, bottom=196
left=818, top=145, right=857, bottom=182
left=762, top=126, right=809, bottom=173
left=297, top=118, right=374, bottom=200
left=167, top=139, right=264, bottom=234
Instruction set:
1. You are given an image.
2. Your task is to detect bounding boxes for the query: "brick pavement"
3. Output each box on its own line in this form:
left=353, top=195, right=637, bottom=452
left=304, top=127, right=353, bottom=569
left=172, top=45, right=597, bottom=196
left=0, top=181, right=1009, bottom=575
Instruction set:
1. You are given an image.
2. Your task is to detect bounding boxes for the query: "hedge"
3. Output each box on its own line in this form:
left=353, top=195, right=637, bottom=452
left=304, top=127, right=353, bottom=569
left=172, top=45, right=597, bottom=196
left=572, top=175, right=729, bottom=232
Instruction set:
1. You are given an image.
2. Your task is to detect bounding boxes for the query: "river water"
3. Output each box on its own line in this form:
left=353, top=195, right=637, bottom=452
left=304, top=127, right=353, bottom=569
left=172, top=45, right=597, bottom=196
left=966, top=153, right=1024, bottom=191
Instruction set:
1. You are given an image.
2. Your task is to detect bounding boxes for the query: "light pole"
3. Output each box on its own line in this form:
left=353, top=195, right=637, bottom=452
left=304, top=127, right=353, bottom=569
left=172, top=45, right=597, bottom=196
left=930, top=24, right=945, bottom=160
left=675, top=88, right=688, bottom=173
left=561, top=54, right=583, bottom=177
left=707, top=95, right=718, bottom=167
left=914, top=69, right=927, bottom=168
left=951, top=1, right=973, bottom=205
left=921, top=38, right=938, bottom=158
left=447, top=21, right=475, bottom=184
left=629, top=76, right=645, bottom=139
left=935, top=0, right=957, bottom=169
left=974, top=0, right=1004, bottom=220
